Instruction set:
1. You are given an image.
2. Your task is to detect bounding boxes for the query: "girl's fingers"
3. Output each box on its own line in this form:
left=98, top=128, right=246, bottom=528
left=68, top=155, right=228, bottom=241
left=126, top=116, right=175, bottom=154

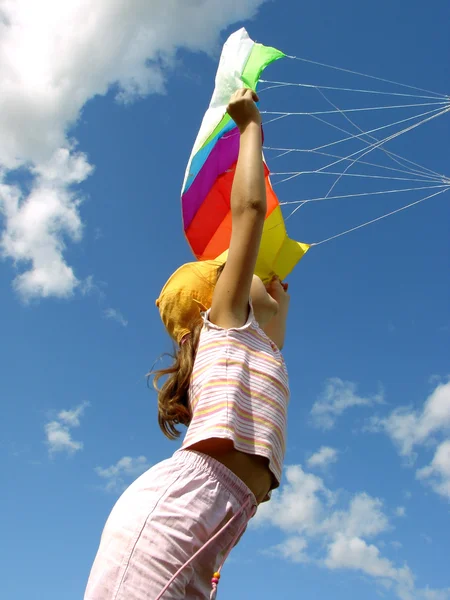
left=239, top=88, right=258, bottom=102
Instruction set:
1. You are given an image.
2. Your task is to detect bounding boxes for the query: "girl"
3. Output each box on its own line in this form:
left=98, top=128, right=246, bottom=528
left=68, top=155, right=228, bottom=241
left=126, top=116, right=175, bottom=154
left=84, top=89, right=290, bottom=600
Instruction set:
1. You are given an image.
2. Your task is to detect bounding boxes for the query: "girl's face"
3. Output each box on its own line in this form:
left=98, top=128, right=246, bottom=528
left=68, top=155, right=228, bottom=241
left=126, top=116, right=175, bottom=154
left=250, top=275, right=278, bottom=327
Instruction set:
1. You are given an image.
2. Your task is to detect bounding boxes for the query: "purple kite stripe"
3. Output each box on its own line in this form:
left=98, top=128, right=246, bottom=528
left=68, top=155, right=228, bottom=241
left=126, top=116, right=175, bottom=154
left=182, top=127, right=240, bottom=229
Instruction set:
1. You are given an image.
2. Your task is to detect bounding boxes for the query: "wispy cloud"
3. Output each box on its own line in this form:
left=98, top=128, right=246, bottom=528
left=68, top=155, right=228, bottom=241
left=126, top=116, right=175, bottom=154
left=80, top=275, right=106, bottom=300
left=264, top=536, right=309, bottom=564
left=104, top=308, right=128, bottom=327
left=81, top=278, right=127, bottom=325
left=95, top=456, right=150, bottom=492
left=416, top=440, right=450, bottom=500
left=45, top=402, right=89, bottom=456
left=253, top=464, right=449, bottom=600
left=370, top=379, right=450, bottom=500
left=324, top=535, right=410, bottom=585
left=307, top=446, right=339, bottom=469
left=0, top=0, right=268, bottom=301
left=310, top=378, right=384, bottom=430
left=395, top=506, right=406, bottom=517
left=369, top=380, right=450, bottom=458
left=58, top=403, right=87, bottom=427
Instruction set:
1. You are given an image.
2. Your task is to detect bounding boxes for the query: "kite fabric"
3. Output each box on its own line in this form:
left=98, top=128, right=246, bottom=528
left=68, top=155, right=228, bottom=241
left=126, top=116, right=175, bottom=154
left=181, top=28, right=309, bottom=283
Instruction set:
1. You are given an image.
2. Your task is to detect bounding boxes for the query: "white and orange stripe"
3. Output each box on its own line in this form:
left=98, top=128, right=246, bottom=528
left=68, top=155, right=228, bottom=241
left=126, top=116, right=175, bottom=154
left=182, top=306, right=290, bottom=490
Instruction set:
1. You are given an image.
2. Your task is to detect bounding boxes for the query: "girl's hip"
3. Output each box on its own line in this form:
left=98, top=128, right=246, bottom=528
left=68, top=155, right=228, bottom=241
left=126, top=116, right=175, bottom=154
left=84, top=449, right=257, bottom=599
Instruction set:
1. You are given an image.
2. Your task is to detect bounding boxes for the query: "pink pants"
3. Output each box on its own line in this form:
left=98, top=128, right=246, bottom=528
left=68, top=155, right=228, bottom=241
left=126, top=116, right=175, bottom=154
left=84, top=449, right=257, bottom=600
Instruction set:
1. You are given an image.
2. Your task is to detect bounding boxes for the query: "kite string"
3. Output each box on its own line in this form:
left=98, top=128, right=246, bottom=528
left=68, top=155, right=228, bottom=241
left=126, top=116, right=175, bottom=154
left=264, top=103, right=448, bottom=169
left=259, top=73, right=450, bottom=181
left=309, top=109, right=447, bottom=179
left=311, top=86, right=447, bottom=181
left=319, top=105, right=450, bottom=201
left=265, top=145, right=445, bottom=182
left=261, top=100, right=448, bottom=117
left=269, top=98, right=450, bottom=227
left=285, top=55, right=448, bottom=98
left=257, top=59, right=450, bottom=242
left=262, top=113, right=291, bottom=126
left=313, top=87, right=437, bottom=200
left=272, top=172, right=444, bottom=183
left=259, top=79, right=449, bottom=101
left=259, top=78, right=448, bottom=180
left=280, top=184, right=450, bottom=205
left=313, top=86, right=429, bottom=180
left=273, top=105, right=450, bottom=186
left=309, top=103, right=447, bottom=154
left=310, top=187, right=450, bottom=246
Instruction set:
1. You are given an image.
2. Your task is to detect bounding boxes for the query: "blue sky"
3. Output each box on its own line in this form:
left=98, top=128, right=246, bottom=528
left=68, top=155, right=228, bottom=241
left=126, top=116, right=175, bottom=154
left=1, top=1, right=449, bottom=599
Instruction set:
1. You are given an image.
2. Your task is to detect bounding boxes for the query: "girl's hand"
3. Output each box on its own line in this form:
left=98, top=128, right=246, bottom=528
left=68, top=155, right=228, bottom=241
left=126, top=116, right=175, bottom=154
left=266, top=277, right=290, bottom=310
left=227, top=88, right=261, bottom=133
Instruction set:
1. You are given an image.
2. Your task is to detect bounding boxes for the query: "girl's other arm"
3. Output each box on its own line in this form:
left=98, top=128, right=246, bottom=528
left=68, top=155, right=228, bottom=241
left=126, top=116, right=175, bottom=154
left=262, top=279, right=290, bottom=349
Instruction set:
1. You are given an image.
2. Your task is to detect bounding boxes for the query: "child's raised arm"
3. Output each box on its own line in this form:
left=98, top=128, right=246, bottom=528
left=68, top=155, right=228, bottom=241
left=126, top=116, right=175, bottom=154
left=210, top=89, right=266, bottom=329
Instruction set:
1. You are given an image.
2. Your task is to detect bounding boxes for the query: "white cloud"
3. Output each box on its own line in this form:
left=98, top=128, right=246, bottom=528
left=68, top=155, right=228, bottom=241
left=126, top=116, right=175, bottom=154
left=45, top=401, right=88, bottom=455
left=254, top=463, right=447, bottom=600
left=254, top=465, right=336, bottom=535
left=311, top=378, right=384, bottom=430
left=80, top=275, right=105, bottom=299
left=370, top=380, right=450, bottom=501
left=45, top=421, right=83, bottom=455
left=370, top=381, right=450, bottom=458
left=0, top=0, right=268, bottom=300
left=307, top=446, right=339, bottom=469
left=0, top=151, right=91, bottom=299
left=416, top=440, right=450, bottom=500
left=58, top=402, right=89, bottom=427
left=395, top=506, right=406, bottom=517
left=420, top=588, right=450, bottom=600
left=265, top=536, right=309, bottom=564
left=325, top=535, right=398, bottom=579
left=323, top=493, right=390, bottom=540
left=391, top=541, right=403, bottom=550
left=254, top=468, right=388, bottom=541
left=104, top=308, right=128, bottom=327
left=96, top=455, right=150, bottom=492
left=326, top=537, right=417, bottom=600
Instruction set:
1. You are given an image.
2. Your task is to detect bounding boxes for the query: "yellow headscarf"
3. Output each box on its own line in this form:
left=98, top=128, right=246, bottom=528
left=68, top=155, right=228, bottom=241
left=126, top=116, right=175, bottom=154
left=156, top=259, right=224, bottom=344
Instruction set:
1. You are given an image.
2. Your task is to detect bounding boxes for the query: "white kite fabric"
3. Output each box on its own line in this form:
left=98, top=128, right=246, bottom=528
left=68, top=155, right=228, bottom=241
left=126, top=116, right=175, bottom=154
left=256, top=52, right=450, bottom=246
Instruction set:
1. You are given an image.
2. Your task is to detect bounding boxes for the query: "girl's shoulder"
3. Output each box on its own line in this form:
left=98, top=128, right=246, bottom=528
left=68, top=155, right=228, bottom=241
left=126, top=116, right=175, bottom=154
left=201, top=303, right=285, bottom=363
left=201, top=301, right=255, bottom=334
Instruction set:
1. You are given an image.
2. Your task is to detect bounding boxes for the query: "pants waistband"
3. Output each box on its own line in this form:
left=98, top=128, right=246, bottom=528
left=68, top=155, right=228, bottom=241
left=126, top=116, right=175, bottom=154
left=173, top=448, right=257, bottom=510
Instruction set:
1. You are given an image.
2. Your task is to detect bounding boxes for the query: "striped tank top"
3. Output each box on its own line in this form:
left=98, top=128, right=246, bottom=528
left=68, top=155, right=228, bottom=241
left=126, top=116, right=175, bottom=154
left=181, top=304, right=290, bottom=491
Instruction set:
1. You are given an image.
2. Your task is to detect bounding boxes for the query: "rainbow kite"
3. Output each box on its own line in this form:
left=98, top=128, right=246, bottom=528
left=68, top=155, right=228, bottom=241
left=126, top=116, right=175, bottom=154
left=181, top=28, right=309, bottom=282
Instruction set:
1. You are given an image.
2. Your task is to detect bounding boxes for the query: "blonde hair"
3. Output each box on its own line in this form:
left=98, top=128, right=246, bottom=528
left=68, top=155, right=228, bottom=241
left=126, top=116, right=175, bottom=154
left=150, top=263, right=225, bottom=440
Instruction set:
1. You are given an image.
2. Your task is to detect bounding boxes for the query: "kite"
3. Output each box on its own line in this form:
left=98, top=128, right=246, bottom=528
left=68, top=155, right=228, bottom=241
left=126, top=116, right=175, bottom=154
left=181, top=28, right=309, bottom=282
